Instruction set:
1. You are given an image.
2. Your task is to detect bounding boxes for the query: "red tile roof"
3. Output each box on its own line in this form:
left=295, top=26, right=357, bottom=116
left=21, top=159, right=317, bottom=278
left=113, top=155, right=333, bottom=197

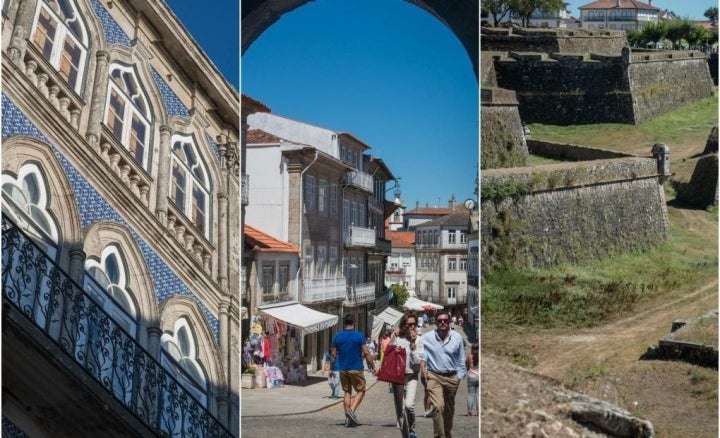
left=405, top=207, right=452, bottom=215
left=386, top=230, right=415, bottom=248
left=579, top=0, right=659, bottom=11
left=244, top=225, right=299, bottom=253
left=241, top=95, right=270, bottom=113
left=246, top=129, right=283, bottom=144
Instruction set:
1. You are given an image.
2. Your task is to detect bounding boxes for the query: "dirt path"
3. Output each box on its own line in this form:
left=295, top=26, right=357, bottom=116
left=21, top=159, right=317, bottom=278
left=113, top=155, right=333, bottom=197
left=532, top=279, right=718, bottom=379
left=483, top=279, right=718, bottom=437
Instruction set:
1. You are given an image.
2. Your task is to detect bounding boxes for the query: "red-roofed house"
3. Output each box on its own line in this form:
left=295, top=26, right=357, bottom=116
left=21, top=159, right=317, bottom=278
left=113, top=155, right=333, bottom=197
left=385, top=230, right=417, bottom=296
left=243, top=224, right=299, bottom=310
left=402, top=196, right=459, bottom=230
left=579, top=0, right=660, bottom=31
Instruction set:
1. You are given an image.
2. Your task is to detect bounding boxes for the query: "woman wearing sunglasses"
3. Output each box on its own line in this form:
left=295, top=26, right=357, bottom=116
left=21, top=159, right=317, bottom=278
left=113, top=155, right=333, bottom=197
left=388, top=311, right=424, bottom=438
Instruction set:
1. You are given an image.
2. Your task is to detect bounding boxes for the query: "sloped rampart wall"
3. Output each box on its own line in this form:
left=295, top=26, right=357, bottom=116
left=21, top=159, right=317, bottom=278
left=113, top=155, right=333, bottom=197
left=480, top=158, right=668, bottom=274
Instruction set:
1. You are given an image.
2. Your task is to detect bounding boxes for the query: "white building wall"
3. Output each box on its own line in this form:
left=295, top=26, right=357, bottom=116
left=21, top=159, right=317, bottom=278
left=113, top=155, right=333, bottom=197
left=244, top=145, right=289, bottom=240
left=248, top=112, right=339, bottom=158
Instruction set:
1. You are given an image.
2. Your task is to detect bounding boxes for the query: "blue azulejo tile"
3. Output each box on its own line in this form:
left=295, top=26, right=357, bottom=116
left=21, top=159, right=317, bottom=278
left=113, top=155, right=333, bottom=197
left=89, top=0, right=131, bottom=47
left=151, top=68, right=190, bottom=118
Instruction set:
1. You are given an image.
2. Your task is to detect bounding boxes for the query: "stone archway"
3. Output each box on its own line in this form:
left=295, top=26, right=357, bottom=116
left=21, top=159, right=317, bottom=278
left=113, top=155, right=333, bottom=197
left=241, top=0, right=478, bottom=77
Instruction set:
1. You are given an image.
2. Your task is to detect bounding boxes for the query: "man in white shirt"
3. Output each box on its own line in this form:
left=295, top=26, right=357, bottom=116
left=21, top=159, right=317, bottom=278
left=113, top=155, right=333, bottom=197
left=420, top=309, right=466, bottom=438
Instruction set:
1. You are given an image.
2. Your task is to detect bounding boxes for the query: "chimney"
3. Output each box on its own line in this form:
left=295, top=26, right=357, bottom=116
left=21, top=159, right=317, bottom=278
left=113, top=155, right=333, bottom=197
left=449, top=195, right=456, bottom=211
left=616, top=0, right=620, bottom=7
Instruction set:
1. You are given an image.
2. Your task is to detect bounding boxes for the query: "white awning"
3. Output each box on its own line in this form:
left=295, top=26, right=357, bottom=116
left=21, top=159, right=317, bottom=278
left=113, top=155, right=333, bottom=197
left=257, top=302, right=337, bottom=334
left=403, top=296, right=444, bottom=311
left=241, top=306, right=248, bottom=319
left=371, top=306, right=404, bottom=341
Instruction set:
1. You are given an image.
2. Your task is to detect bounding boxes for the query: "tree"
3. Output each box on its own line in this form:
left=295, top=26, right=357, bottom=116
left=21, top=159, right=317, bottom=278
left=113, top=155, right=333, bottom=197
left=626, top=29, right=643, bottom=47
left=390, top=283, right=409, bottom=311
left=686, top=22, right=709, bottom=48
left=482, top=0, right=513, bottom=27
left=704, top=7, right=718, bottom=26
left=641, top=21, right=668, bottom=47
left=509, top=0, right=563, bottom=27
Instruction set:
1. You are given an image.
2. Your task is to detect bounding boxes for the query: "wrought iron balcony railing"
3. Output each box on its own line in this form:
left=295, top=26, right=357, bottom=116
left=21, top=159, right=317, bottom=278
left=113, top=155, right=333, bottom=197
left=1, top=216, right=232, bottom=437
left=344, top=225, right=375, bottom=247
left=302, top=277, right=347, bottom=303
left=344, top=282, right=375, bottom=306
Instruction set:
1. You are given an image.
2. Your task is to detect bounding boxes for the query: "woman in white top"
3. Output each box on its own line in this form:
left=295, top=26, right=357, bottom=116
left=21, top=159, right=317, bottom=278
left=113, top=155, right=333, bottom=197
left=389, top=311, right=423, bottom=438
left=465, top=343, right=479, bottom=416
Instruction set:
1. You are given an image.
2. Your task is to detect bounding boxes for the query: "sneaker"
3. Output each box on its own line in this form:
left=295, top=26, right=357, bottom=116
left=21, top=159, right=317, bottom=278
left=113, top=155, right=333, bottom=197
left=424, top=408, right=435, bottom=417
left=409, top=433, right=417, bottom=438
left=346, top=410, right=359, bottom=426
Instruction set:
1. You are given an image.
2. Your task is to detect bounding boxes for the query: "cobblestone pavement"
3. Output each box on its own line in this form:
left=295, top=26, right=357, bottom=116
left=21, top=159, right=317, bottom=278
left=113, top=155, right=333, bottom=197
left=241, top=325, right=479, bottom=438
left=241, top=374, right=479, bottom=438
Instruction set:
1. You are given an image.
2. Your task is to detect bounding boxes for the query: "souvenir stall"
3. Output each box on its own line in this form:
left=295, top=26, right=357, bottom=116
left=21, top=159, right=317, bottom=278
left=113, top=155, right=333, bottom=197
left=245, top=301, right=337, bottom=389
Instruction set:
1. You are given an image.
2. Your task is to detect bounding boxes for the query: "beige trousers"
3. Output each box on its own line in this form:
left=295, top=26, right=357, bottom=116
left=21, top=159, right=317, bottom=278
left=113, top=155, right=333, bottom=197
left=425, top=371, right=460, bottom=438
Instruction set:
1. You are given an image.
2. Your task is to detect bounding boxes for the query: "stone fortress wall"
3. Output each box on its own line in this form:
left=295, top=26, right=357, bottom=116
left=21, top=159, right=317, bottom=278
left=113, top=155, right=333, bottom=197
left=493, top=50, right=714, bottom=125
left=483, top=27, right=714, bottom=126
left=480, top=152, right=669, bottom=274
left=481, top=26, right=628, bottom=55
left=478, top=28, right=712, bottom=274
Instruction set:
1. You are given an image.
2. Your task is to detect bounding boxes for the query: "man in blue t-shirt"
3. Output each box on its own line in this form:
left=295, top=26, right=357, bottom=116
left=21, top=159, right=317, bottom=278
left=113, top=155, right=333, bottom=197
left=329, top=314, right=378, bottom=427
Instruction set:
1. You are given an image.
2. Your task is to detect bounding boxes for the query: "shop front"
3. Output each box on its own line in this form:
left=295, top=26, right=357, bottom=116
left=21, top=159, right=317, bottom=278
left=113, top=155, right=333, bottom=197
left=243, top=301, right=337, bottom=389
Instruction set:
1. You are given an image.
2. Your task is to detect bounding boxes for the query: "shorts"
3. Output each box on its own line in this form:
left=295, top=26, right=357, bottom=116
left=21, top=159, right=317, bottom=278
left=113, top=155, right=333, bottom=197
left=340, top=370, right=366, bottom=394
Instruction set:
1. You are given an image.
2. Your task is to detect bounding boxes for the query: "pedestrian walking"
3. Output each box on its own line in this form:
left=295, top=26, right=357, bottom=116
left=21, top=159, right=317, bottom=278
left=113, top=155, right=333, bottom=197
left=420, top=309, right=466, bottom=438
left=465, top=343, right=479, bottom=416
left=366, top=337, right=377, bottom=371
left=330, top=314, right=378, bottom=427
left=324, top=345, right=341, bottom=398
left=389, top=312, right=423, bottom=438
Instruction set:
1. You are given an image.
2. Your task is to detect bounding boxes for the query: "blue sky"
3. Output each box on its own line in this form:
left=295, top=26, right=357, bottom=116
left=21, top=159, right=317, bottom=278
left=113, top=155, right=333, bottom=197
left=167, top=1, right=240, bottom=89
left=240, top=0, right=479, bottom=210
left=564, top=1, right=716, bottom=20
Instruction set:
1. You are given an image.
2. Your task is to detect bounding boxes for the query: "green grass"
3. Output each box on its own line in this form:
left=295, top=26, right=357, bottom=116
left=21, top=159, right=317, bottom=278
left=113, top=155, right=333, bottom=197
left=482, top=206, right=717, bottom=329
left=483, top=93, right=718, bottom=330
left=528, top=94, right=718, bottom=152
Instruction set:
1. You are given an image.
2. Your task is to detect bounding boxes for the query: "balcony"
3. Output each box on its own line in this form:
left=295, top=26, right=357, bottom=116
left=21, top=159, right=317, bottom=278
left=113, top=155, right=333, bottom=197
left=343, top=170, right=373, bottom=193
left=241, top=173, right=249, bottom=206
left=344, top=282, right=375, bottom=307
left=344, top=225, right=375, bottom=248
left=375, top=238, right=392, bottom=254
left=302, top=277, right=347, bottom=303
left=1, top=217, right=232, bottom=437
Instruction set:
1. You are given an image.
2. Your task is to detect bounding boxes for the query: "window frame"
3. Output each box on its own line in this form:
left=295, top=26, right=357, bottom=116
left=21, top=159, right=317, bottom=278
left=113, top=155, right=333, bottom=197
left=31, top=0, right=89, bottom=94
left=170, top=134, right=211, bottom=239
left=104, top=64, right=153, bottom=169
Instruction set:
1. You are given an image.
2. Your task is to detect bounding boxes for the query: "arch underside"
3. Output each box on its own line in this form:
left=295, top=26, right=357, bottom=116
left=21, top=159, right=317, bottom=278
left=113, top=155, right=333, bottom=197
left=241, top=0, right=478, bottom=77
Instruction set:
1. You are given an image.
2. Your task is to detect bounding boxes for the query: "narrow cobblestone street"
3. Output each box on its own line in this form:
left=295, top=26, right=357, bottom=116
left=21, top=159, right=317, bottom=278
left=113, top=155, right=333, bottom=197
left=242, top=372, right=478, bottom=438
left=242, top=326, right=479, bottom=438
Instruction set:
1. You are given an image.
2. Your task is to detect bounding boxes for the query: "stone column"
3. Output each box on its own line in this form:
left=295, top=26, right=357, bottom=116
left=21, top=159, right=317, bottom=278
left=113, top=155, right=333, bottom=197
left=86, top=51, right=111, bottom=152
left=146, top=325, right=162, bottom=358
left=217, top=190, right=228, bottom=291
left=7, top=0, right=38, bottom=67
left=155, top=125, right=172, bottom=224
left=217, top=299, right=230, bottom=425
left=68, top=246, right=86, bottom=287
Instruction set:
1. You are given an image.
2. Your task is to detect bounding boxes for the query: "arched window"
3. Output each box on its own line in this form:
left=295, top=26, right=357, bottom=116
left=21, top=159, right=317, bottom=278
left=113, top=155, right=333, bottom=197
left=170, top=135, right=210, bottom=238
left=31, top=0, right=89, bottom=93
left=104, top=64, right=152, bottom=169
left=161, top=317, right=208, bottom=406
left=1, top=163, right=59, bottom=259
left=83, top=244, right=137, bottom=335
